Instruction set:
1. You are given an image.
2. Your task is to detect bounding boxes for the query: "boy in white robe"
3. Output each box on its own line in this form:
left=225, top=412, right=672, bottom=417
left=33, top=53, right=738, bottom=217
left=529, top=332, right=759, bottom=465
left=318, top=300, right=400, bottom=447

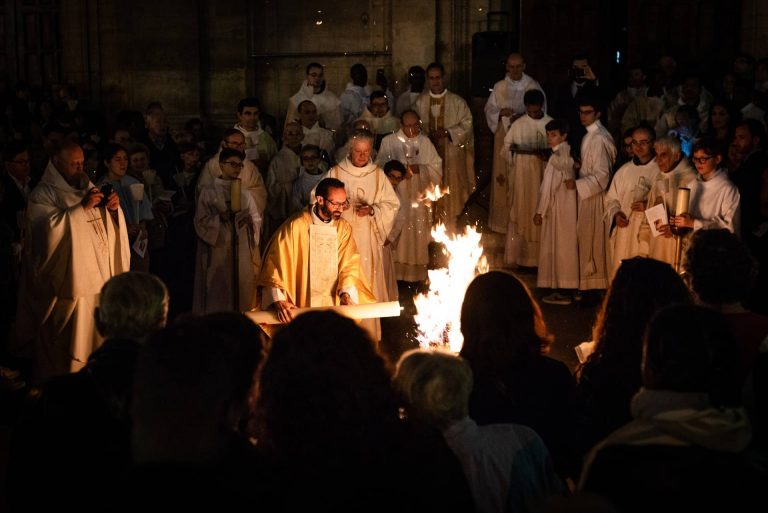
left=291, top=145, right=325, bottom=212
left=382, top=161, right=407, bottom=301
left=535, top=119, right=579, bottom=304
left=193, top=149, right=262, bottom=312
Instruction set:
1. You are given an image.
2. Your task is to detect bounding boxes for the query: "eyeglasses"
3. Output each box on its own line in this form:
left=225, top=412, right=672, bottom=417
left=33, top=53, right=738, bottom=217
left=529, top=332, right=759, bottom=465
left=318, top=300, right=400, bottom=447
left=324, top=198, right=350, bottom=209
left=691, top=155, right=715, bottom=164
left=223, top=161, right=244, bottom=168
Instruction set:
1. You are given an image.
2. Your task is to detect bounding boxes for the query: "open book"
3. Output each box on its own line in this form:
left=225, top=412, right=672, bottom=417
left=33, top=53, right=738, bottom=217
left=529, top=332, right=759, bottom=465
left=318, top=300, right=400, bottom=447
left=645, top=202, right=668, bottom=238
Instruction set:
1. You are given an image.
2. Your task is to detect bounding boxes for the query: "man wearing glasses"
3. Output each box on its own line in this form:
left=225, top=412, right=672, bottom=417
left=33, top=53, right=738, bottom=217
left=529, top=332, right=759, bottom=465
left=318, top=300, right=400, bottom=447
left=285, top=62, right=342, bottom=132
left=258, top=177, right=375, bottom=324
left=604, top=125, right=659, bottom=277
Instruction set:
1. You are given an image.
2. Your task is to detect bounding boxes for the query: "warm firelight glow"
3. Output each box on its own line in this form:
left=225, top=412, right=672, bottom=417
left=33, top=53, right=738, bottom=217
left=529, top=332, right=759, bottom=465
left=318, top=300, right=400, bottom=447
left=414, top=223, right=488, bottom=352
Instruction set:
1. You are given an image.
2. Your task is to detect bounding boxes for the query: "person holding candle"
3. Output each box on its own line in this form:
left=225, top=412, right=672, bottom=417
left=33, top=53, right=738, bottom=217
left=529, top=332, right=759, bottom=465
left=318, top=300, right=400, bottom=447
left=669, top=138, right=741, bottom=235
left=193, top=148, right=262, bottom=312
left=97, top=143, right=153, bottom=272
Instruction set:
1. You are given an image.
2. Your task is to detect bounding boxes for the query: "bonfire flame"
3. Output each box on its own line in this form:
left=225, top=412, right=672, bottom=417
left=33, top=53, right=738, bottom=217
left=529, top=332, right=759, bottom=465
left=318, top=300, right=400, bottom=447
left=414, top=223, right=488, bottom=352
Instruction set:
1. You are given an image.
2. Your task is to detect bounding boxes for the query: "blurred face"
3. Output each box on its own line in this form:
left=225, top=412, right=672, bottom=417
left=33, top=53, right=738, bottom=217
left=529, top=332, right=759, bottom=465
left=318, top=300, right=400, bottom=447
left=307, top=66, right=324, bottom=89
left=181, top=149, right=201, bottom=169
left=710, top=105, right=730, bottom=130
left=223, top=133, right=246, bottom=151
left=220, top=157, right=244, bottom=179
left=113, top=129, right=132, bottom=147
left=238, top=106, right=260, bottom=131
left=283, top=123, right=304, bottom=147
left=5, top=150, right=31, bottom=182
left=146, top=114, right=168, bottom=138
left=506, top=55, right=525, bottom=81
left=578, top=105, right=599, bottom=127
left=54, top=146, right=85, bottom=186
left=353, top=120, right=371, bottom=132
left=386, top=170, right=404, bottom=188
left=691, top=149, right=721, bottom=180
left=681, top=78, right=701, bottom=105
left=130, top=152, right=149, bottom=172
left=106, top=149, right=129, bottom=179
left=732, top=125, right=759, bottom=155
left=572, top=58, right=589, bottom=82
left=622, top=135, right=634, bottom=158
left=300, top=151, right=321, bottom=172
left=546, top=129, right=567, bottom=148
left=298, top=102, right=318, bottom=127
left=427, top=68, right=445, bottom=94
left=674, top=112, right=693, bottom=130
left=526, top=103, right=543, bottom=119
left=631, top=128, right=654, bottom=161
left=349, top=138, right=373, bottom=167
left=317, top=186, right=347, bottom=221
left=369, top=96, right=389, bottom=118
left=654, top=145, right=678, bottom=173
left=628, top=68, right=646, bottom=88
left=409, top=69, right=425, bottom=92
left=401, top=112, right=421, bottom=138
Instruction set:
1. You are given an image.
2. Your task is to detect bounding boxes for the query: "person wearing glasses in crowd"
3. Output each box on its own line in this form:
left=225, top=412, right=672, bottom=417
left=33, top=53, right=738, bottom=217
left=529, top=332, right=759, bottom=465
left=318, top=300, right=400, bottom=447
left=669, top=137, right=741, bottom=235
left=258, top=177, right=375, bottom=324
left=193, top=148, right=263, bottom=313
left=604, top=125, right=659, bottom=278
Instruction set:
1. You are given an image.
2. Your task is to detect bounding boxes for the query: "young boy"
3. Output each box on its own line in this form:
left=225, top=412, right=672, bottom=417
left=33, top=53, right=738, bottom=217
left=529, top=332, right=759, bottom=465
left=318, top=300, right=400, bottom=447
left=534, top=119, right=579, bottom=304
left=193, top=148, right=263, bottom=312
left=382, top=160, right=407, bottom=301
left=291, top=144, right=325, bottom=212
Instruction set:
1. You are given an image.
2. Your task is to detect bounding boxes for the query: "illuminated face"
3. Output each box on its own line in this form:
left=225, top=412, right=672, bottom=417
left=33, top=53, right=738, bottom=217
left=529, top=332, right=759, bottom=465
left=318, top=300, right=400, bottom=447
left=506, top=55, right=525, bottom=81
left=526, top=103, right=543, bottom=119
left=349, top=138, right=373, bottom=167
left=146, top=114, right=168, bottom=137
left=317, top=186, right=347, bottom=221
left=298, top=102, right=319, bottom=127
left=220, top=157, right=244, bottom=179
left=283, top=123, right=304, bottom=147
left=307, top=66, right=324, bottom=89
left=427, top=68, right=445, bottom=95
left=55, top=146, right=85, bottom=186
left=732, top=125, right=758, bottom=155
left=401, top=112, right=421, bottom=138
left=300, top=150, right=321, bottom=172
left=654, top=145, right=677, bottom=173
left=130, top=152, right=149, bottom=172
left=630, top=128, right=654, bottom=161
left=369, top=96, right=389, bottom=118
left=107, top=150, right=129, bottom=179
left=386, top=170, right=404, bottom=188
left=223, top=133, right=246, bottom=151
left=691, top=149, right=721, bottom=180
left=578, top=105, right=600, bottom=127
left=546, top=129, right=567, bottom=148
left=238, top=106, right=260, bottom=131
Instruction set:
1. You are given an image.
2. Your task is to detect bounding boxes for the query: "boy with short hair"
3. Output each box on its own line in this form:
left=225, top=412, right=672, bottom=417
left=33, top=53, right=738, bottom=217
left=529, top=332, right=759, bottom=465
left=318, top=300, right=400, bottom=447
left=291, top=144, right=326, bottom=212
left=535, top=119, right=580, bottom=304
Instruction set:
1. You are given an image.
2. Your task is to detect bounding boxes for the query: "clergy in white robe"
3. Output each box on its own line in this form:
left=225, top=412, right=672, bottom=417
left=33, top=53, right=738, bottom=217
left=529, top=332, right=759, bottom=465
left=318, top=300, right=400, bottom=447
left=502, top=92, right=551, bottom=267
left=235, top=98, right=278, bottom=170
left=485, top=54, right=546, bottom=233
left=573, top=106, right=617, bottom=290
left=297, top=100, right=337, bottom=158
left=604, top=126, right=660, bottom=277
left=376, top=112, right=443, bottom=282
left=395, top=66, right=426, bottom=116
left=264, top=123, right=303, bottom=237
left=319, top=132, right=400, bottom=340
left=285, top=63, right=342, bottom=132
left=638, top=136, right=696, bottom=266
left=535, top=133, right=579, bottom=290
left=416, top=63, right=475, bottom=233
left=197, top=129, right=268, bottom=218
left=193, top=150, right=262, bottom=313
left=359, top=90, right=401, bottom=149
left=17, top=143, right=129, bottom=382
left=291, top=145, right=325, bottom=212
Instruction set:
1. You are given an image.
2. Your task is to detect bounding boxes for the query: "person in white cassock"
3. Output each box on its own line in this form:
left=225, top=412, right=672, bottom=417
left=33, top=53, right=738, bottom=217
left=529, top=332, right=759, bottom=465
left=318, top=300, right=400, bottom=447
left=416, top=62, right=474, bottom=233
left=193, top=149, right=262, bottom=313
left=285, top=62, right=342, bottom=132
left=234, top=97, right=277, bottom=173
left=265, top=122, right=303, bottom=239
left=297, top=100, right=336, bottom=160
left=604, top=125, right=660, bottom=278
left=359, top=90, right=401, bottom=149
left=17, top=141, right=130, bottom=382
left=638, top=136, right=697, bottom=266
left=376, top=110, right=443, bottom=282
left=485, top=53, right=546, bottom=233
left=502, top=90, right=552, bottom=267
left=318, top=129, right=400, bottom=340
left=396, top=66, right=426, bottom=116
left=566, top=98, right=616, bottom=291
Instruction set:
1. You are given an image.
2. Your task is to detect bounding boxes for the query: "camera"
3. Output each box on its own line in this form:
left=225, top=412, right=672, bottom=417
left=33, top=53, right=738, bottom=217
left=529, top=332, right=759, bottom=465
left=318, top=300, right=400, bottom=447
left=97, top=183, right=113, bottom=207
left=572, top=66, right=585, bottom=79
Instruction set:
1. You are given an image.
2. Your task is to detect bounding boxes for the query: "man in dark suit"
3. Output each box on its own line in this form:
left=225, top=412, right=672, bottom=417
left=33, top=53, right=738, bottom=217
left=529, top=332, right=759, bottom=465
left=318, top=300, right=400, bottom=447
left=551, top=54, right=603, bottom=157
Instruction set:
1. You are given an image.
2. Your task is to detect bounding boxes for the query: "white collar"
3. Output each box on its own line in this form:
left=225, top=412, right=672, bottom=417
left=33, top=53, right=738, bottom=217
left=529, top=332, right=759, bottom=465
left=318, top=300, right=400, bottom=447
left=429, top=89, right=448, bottom=99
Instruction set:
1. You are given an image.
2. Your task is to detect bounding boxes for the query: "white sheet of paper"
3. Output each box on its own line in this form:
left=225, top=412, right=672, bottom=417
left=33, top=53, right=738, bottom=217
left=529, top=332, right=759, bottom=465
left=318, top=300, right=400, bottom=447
left=132, top=236, right=148, bottom=258
left=645, top=202, right=668, bottom=238
left=245, top=147, right=260, bottom=161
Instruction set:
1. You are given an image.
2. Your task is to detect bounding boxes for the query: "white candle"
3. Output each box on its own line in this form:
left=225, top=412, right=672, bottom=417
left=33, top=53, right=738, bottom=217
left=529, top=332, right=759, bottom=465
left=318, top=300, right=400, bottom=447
left=674, top=187, right=690, bottom=216
left=230, top=178, right=241, bottom=212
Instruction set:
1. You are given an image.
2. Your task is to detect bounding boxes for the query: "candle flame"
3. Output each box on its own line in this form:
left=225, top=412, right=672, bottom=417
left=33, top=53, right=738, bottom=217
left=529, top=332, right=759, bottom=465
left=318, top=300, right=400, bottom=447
left=414, top=223, right=487, bottom=352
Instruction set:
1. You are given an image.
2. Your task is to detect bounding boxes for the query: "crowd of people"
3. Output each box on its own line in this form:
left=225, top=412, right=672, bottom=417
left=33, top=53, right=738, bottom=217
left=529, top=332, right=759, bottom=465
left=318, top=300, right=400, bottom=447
left=0, top=51, right=767, bottom=511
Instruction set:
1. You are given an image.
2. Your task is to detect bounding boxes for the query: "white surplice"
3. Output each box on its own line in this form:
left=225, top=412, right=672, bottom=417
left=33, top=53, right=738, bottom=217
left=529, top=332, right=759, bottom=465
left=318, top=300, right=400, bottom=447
left=689, top=169, right=741, bottom=233
left=536, top=142, right=579, bottom=289
left=286, top=83, right=342, bottom=131
left=604, top=157, right=660, bottom=277
left=17, top=161, right=130, bottom=381
left=302, top=122, right=337, bottom=158
left=377, top=130, right=443, bottom=281
left=197, top=151, right=268, bottom=218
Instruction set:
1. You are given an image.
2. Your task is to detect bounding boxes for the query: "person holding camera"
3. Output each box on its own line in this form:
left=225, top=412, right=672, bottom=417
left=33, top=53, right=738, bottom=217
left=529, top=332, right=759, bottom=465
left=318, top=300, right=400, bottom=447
left=552, top=54, right=602, bottom=154
left=16, top=140, right=130, bottom=383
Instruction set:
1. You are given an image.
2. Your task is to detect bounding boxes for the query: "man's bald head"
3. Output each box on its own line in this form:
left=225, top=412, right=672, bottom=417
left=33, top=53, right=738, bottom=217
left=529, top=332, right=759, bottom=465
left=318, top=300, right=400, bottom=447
left=53, top=140, right=85, bottom=186
left=506, top=53, right=526, bottom=81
